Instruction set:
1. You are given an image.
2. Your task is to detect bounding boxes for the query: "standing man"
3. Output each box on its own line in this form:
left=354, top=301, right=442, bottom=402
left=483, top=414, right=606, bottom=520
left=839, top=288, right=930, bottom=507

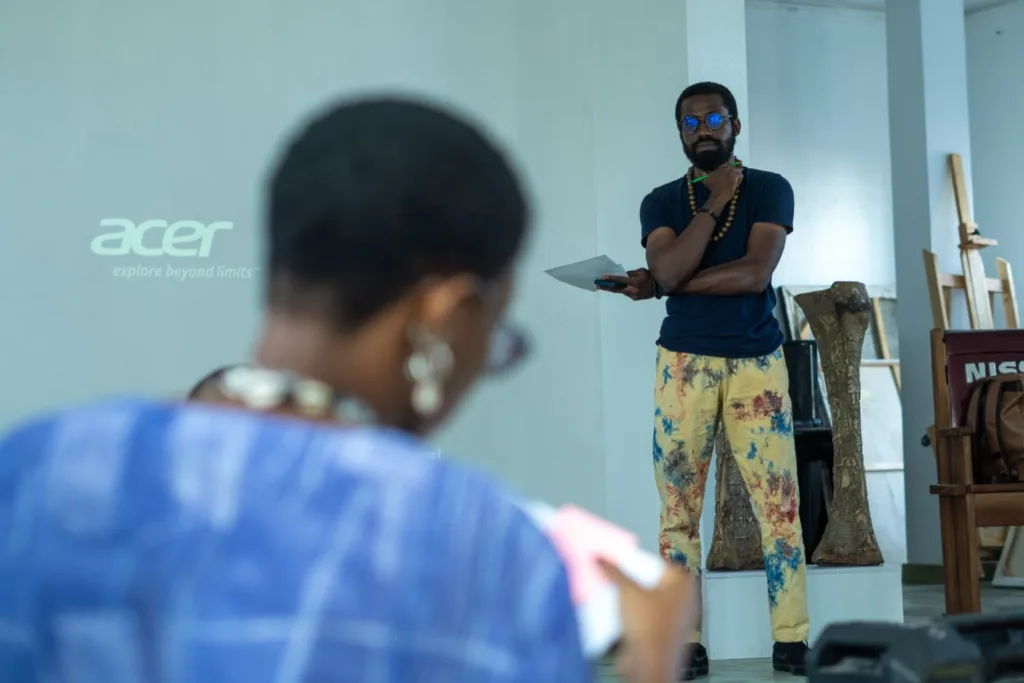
left=599, top=81, right=809, bottom=679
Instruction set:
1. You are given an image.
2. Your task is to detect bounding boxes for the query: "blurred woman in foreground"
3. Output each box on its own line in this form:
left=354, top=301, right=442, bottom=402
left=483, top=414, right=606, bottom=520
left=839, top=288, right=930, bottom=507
left=0, top=97, right=694, bottom=682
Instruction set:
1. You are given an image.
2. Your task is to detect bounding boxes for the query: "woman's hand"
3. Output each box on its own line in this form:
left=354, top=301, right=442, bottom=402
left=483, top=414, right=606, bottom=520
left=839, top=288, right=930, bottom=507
left=599, top=558, right=698, bottom=683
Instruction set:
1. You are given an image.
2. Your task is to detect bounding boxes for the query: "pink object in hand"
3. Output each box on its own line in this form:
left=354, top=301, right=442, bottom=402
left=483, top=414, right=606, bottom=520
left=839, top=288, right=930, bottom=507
left=546, top=505, right=640, bottom=605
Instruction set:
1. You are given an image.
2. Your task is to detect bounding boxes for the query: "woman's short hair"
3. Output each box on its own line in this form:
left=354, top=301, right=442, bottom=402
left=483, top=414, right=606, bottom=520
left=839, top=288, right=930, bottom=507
left=265, top=97, right=529, bottom=330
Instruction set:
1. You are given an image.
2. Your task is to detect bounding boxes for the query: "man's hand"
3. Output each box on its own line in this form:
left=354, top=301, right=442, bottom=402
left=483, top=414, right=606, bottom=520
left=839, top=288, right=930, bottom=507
left=599, top=558, right=698, bottom=683
left=702, top=163, right=742, bottom=208
left=596, top=268, right=655, bottom=301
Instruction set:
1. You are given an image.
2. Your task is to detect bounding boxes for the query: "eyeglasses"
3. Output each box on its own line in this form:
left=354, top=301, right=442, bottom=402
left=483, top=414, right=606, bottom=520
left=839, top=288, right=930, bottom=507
left=679, top=112, right=731, bottom=135
left=487, top=321, right=529, bottom=375
left=475, top=279, right=529, bottom=375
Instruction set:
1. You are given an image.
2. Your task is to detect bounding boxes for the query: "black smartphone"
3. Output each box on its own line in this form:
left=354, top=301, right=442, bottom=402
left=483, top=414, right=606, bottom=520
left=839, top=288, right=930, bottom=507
left=594, top=279, right=627, bottom=290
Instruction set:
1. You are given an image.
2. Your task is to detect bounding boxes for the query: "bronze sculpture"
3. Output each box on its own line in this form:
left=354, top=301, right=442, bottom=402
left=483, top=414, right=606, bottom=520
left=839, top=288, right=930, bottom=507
left=707, top=426, right=764, bottom=570
left=794, top=282, right=883, bottom=566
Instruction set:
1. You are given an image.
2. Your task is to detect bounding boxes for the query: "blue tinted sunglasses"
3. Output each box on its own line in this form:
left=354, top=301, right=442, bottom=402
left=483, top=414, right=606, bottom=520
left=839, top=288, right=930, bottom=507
left=476, top=279, right=529, bottom=376
left=679, top=112, right=731, bottom=135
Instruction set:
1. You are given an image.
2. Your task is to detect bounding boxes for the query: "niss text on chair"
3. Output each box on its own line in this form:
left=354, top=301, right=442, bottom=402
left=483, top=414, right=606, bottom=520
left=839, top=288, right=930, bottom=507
left=930, top=328, right=1024, bottom=614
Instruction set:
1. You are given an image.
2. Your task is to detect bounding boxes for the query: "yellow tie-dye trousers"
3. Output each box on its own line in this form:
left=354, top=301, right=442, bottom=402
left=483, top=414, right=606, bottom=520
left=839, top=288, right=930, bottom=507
left=653, top=345, right=810, bottom=643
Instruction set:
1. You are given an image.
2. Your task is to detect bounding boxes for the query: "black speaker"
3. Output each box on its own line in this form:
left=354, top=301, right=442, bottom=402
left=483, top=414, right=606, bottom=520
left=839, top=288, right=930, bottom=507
left=795, top=429, right=833, bottom=559
left=809, top=615, right=1024, bottom=682
left=808, top=621, right=984, bottom=682
left=783, top=340, right=821, bottom=429
left=945, top=612, right=1024, bottom=681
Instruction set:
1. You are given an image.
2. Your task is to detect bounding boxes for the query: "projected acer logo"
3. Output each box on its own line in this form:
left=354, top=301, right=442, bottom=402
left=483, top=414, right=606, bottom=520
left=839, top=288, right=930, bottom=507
left=90, top=218, right=256, bottom=281
left=90, top=219, right=233, bottom=258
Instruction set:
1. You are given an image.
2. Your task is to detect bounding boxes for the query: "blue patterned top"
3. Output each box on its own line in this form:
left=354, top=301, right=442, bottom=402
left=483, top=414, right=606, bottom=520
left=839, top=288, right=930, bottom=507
left=0, top=397, right=591, bottom=683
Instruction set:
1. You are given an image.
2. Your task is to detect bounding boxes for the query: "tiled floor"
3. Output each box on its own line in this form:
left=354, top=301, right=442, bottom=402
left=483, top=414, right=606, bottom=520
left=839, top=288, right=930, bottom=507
left=594, top=583, right=1024, bottom=681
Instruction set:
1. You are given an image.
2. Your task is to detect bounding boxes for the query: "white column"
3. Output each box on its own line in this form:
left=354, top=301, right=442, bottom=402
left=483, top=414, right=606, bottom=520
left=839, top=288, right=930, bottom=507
left=886, top=0, right=972, bottom=565
left=589, top=0, right=749, bottom=552
left=681, top=0, right=751, bottom=563
left=683, top=0, right=751, bottom=164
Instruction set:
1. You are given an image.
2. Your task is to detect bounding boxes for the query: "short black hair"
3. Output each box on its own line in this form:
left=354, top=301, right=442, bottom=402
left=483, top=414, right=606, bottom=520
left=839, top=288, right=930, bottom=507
left=674, top=82, right=739, bottom=124
left=266, top=96, right=528, bottom=329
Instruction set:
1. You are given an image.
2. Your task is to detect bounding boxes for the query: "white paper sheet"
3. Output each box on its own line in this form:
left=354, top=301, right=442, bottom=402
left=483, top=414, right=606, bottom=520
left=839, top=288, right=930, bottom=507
left=545, top=255, right=627, bottom=292
left=519, top=500, right=667, bottom=659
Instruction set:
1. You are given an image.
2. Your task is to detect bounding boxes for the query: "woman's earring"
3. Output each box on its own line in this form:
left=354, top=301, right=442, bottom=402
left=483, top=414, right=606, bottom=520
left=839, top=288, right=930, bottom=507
left=405, top=327, right=454, bottom=417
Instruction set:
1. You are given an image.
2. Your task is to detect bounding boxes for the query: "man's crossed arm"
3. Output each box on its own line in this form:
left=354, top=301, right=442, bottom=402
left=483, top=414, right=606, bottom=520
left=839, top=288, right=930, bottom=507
left=644, top=222, right=787, bottom=296
left=600, top=221, right=787, bottom=300
left=677, top=223, right=787, bottom=295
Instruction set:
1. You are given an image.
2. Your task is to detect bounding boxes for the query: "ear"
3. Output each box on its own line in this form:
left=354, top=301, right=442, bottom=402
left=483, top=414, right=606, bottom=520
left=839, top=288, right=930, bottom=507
left=416, top=274, right=478, bottom=334
left=732, top=118, right=742, bottom=138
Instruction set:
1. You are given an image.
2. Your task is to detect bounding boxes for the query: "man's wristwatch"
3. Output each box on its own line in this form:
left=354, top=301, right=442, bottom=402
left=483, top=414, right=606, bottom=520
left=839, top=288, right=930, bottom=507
left=653, top=281, right=664, bottom=300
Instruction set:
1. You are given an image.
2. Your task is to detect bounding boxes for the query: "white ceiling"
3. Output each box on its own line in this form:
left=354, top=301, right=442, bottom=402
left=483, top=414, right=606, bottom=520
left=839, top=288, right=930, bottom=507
left=757, top=0, right=1020, bottom=15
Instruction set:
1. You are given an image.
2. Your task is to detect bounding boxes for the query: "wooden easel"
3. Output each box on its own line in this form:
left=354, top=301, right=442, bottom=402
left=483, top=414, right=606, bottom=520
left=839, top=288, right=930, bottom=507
left=922, top=154, right=1019, bottom=331
left=923, top=153, right=1023, bottom=567
left=923, top=253, right=1018, bottom=330
left=870, top=300, right=900, bottom=392
left=951, top=152, right=997, bottom=329
left=998, top=259, right=1021, bottom=329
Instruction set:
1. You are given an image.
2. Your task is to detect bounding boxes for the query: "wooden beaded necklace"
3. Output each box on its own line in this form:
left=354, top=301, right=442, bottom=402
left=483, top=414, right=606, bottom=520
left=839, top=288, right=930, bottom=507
left=687, top=159, right=743, bottom=242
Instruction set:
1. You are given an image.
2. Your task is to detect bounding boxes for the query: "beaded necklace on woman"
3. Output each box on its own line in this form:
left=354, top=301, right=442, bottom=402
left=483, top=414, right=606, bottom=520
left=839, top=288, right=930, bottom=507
left=212, top=365, right=380, bottom=425
left=686, top=159, right=743, bottom=243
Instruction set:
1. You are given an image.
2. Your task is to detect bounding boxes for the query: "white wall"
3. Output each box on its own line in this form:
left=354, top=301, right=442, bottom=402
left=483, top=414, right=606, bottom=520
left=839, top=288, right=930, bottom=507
left=741, top=0, right=1024, bottom=567
left=586, top=0, right=905, bottom=553
left=592, top=0, right=749, bottom=552
left=0, top=0, right=597, bottom=513
left=746, top=1, right=893, bottom=288
left=0, top=0, right=698, bottom=537
left=743, top=0, right=1024, bottom=293
left=745, top=1, right=907, bottom=563
left=437, top=0, right=697, bottom=537
left=967, top=0, right=1024, bottom=322
left=432, top=0, right=609, bottom=514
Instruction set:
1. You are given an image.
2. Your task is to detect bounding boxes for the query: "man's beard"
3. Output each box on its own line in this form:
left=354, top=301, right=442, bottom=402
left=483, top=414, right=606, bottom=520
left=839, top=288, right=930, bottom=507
left=683, top=136, right=735, bottom=172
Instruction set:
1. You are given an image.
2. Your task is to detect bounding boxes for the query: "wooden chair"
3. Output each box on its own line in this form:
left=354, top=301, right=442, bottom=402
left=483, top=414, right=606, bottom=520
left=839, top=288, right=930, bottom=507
left=930, top=328, right=1024, bottom=614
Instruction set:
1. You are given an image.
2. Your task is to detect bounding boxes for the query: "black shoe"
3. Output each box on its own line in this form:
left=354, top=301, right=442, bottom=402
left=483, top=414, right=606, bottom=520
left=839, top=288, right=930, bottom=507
left=772, top=641, right=809, bottom=676
left=680, top=643, right=709, bottom=680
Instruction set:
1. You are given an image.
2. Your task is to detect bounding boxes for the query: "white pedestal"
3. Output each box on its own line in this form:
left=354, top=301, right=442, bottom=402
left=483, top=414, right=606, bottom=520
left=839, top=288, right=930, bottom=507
left=701, top=564, right=904, bottom=660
